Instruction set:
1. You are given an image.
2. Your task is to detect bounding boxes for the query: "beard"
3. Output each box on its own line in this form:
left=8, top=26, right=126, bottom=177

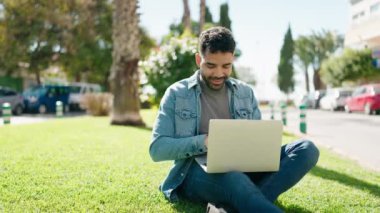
left=201, top=73, right=228, bottom=91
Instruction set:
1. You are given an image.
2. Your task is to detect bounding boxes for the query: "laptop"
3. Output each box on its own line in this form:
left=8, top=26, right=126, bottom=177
left=195, top=119, right=283, bottom=173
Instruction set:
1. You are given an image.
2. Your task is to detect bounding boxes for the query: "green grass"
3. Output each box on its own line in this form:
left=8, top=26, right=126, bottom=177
left=0, top=110, right=379, bottom=212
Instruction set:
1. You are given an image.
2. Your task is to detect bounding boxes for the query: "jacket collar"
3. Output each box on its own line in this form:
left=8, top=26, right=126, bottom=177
left=187, top=70, right=237, bottom=90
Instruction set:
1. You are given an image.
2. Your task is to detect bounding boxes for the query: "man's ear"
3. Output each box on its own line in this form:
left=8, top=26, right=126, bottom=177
left=195, top=53, right=201, bottom=67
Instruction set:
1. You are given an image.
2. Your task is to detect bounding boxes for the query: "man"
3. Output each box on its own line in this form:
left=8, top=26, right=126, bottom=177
left=149, top=26, right=319, bottom=212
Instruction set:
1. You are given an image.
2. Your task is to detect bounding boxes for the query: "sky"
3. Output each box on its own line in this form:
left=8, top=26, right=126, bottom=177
left=139, top=0, right=350, bottom=101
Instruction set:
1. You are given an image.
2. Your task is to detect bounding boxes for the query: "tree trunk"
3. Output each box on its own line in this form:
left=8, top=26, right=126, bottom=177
left=313, top=69, right=325, bottom=90
left=182, top=0, right=191, bottom=32
left=109, top=0, right=145, bottom=126
left=103, top=71, right=110, bottom=92
left=304, top=63, right=310, bottom=92
left=199, top=0, right=206, bottom=34
left=75, top=73, right=81, bottom=82
left=35, top=70, right=41, bottom=85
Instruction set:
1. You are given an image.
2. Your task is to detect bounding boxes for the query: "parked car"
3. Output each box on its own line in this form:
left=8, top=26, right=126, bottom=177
left=0, top=86, right=24, bottom=115
left=23, top=85, right=70, bottom=114
left=345, top=84, right=380, bottom=115
left=299, top=90, right=326, bottom=109
left=68, top=83, right=101, bottom=111
left=320, top=88, right=353, bottom=111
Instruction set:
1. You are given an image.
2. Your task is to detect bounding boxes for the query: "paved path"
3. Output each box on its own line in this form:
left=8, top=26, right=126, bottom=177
left=0, top=112, right=85, bottom=126
left=262, top=107, right=380, bottom=172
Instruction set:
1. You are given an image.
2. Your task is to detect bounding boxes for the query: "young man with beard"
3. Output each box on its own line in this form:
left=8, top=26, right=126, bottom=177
left=149, top=26, right=319, bottom=212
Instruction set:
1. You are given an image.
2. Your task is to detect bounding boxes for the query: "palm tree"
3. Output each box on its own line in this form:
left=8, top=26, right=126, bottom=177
left=182, top=0, right=191, bottom=32
left=309, top=30, right=343, bottom=90
left=109, top=0, right=145, bottom=126
left=295, top=36, right=314, bottom=92
left=199, top=0, right=206, bottom=34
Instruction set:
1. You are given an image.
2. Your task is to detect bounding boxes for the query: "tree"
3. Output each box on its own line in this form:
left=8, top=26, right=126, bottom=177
left=309, top=30, right=343, bottom=90
left=182, top=0, right=191, bottom=33
left=205, top=6, right=213, bottom=23
left=59, top=0, right=113, bottom=89
left=59, top=1, right=154, bottom=91
left=168, top=2, right=216, bottom=38
left=295, top=36, right=314, bottom=92
left=0, top=0, right=63, bottom=84
left=277, top=26, right=295, bottom=95
left=320, top=48, right=380, bottom=86
left=219, top=3, right=231, bottom=30
left=0, top=0, right=155, bottom=92
left=109, top=0, right=144, bottom=126
left=139, top=27, right=157, bottom=60
left=199, top=0, right=206, bottom=34
left=141, top=36, right=198, bottom=104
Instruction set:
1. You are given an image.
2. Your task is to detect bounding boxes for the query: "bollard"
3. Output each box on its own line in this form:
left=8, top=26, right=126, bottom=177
left=270, top=101, right=275, bottom=120
left=56, top=101, right=63, bottom=118
left=281, top=102, right=287, bottom=126
left=299, top=104, right=307, bottom=134
left=2, top=102, right=11, bottom=125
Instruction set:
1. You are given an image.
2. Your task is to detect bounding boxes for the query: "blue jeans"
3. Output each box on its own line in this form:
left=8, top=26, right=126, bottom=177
left=177, top=140, right=319, bottom=212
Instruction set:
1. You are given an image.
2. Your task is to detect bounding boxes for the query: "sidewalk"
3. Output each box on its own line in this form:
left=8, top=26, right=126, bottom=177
left=262, top=107, right=380, bottom=172
left=0, top=112, right=86, bottom=126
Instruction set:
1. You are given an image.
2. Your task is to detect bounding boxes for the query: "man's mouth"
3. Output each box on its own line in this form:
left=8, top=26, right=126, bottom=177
left=210, top=78, right=224, bottom=85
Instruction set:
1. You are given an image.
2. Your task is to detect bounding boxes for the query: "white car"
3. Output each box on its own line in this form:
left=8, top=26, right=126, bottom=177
left=69, top=83, right=101, bottom=111
left=320, top=88, right=353, bottom=111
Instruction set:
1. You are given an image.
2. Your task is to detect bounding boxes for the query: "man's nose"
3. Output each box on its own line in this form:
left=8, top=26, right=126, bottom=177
left=214, top=67, right=226, bottom=77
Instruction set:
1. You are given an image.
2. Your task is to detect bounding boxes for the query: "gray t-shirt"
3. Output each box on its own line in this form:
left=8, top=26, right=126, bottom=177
left=199, top=76, right=231, bottom=134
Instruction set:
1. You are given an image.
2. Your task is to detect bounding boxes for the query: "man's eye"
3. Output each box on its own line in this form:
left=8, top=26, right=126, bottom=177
left=207, top=64, right=216, bottom=68
left=223, top=65, right=231, bottom=69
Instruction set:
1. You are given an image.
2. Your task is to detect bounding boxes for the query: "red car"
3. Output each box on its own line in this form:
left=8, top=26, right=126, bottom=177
left=345, top=84, right=380, bottom=115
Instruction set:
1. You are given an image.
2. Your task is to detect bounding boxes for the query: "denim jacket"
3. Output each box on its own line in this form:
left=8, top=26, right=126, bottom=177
left=149, top=70, right=261, bottom=202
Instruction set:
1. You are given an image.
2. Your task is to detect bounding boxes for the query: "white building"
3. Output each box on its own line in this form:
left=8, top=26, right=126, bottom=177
left=345, top=0, right=380, bottom=66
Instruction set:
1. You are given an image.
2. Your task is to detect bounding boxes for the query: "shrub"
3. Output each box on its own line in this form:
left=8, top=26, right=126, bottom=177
left=321, top=48, right=380, bottom=86
left=140, top=36, right=198, bottom=104
left=81, top=93, right=113, bottom=116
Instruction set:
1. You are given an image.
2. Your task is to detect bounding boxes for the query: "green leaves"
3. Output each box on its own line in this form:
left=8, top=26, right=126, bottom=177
left=0, top=0, right=155, bottom=89
left=140, top=37, right=198, bottom=103
left=277, top=26, right=295, bottom=94
left=294, top=30, right=344, bottom=90
left=321, top=48, right=380, bottom=86
left=219, top=3, right=231, bottom=30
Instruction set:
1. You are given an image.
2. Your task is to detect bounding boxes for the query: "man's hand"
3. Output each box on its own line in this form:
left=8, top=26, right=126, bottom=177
left=204, top=135, right=208, bottom=148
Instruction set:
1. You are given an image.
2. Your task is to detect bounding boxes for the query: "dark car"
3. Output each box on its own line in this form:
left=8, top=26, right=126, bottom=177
left=345, top=84, right=380, bottom=115
left=0, top=86, right=24, bottom=115
left=23, top=85, right=70, bottom=114
left=300, top=90, right=326, bottom=109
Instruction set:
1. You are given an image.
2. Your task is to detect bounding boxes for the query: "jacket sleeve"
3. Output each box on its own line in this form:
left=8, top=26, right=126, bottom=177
left=149, top=88, right=207, bottom=162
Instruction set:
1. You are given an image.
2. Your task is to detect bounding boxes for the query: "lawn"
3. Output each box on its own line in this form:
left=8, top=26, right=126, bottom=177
left=0, top=110, right=379, bottom=212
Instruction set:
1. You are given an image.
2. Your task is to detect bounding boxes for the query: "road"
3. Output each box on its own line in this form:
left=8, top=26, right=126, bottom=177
left=261, top=107, right=380, bottom=172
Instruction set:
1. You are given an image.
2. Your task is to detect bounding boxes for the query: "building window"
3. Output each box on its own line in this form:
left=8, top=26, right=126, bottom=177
left=370, top=2, right=380, bottom=14
left=351, top=0, right=363, bottom=5
left=352, top=11, right=365, bottom=22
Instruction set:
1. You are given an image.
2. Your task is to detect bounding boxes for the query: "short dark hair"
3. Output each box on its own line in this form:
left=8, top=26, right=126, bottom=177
left=198, top=26, right=236, bottom=56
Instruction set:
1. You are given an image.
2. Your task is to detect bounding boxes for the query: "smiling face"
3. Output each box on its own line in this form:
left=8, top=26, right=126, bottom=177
left=196, top=51, right=234, bottom=91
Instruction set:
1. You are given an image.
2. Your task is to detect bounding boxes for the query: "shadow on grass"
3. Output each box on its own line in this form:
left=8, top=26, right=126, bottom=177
left=135, top=126, right=153, bottom=131
left=171, top=199, right=311, bottom=213
left=171, top=200, right=205, bottom=213
left=283, top=131, right=296, bottom=137
left=310, top=166, right=380, bottom=198
left=275, top=201, right=312, bottom=213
